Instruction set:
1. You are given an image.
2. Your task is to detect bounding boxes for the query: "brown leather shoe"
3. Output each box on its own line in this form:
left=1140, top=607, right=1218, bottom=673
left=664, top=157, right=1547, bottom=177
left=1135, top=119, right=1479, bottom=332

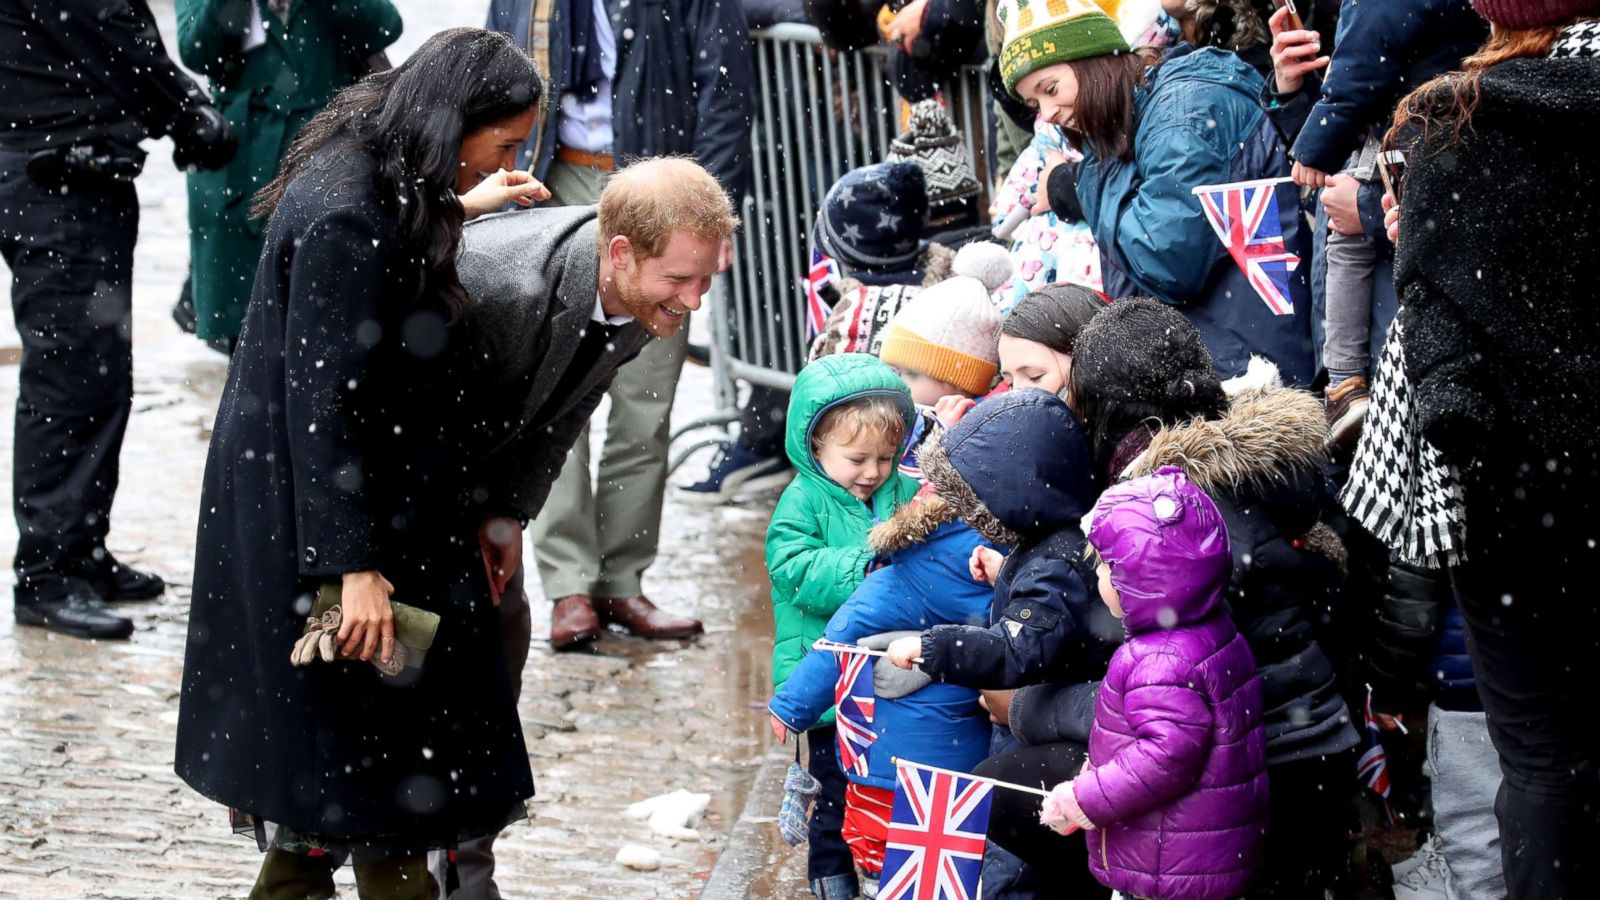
left=592, top=595, right=704, bottom=640
left=549, top=594, right=602, bottom=650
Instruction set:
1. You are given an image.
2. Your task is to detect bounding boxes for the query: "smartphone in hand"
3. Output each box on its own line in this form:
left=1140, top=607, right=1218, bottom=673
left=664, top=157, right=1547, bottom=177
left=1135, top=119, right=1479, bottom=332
left=1281, top=0, right=1305, bottom=31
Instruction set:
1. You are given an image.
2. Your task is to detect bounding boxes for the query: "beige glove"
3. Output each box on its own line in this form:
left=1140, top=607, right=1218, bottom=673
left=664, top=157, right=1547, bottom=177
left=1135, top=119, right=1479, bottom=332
left=289, top=605, right=407, bottom=676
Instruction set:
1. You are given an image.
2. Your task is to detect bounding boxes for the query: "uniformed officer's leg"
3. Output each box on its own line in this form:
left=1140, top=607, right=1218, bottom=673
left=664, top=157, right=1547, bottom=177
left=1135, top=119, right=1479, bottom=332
left=1, top=156, right=136, bottom=638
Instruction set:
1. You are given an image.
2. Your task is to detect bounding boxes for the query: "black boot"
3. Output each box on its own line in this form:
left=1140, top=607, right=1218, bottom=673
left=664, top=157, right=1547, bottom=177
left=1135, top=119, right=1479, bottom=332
left=95, top=555, right=166, bottom=602
left=14, top=580, right=134, bottom=640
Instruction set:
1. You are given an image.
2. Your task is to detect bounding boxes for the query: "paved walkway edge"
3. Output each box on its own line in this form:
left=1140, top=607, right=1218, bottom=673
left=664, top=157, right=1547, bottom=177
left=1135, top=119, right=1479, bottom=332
left=701, top=750, right=791, bottom=899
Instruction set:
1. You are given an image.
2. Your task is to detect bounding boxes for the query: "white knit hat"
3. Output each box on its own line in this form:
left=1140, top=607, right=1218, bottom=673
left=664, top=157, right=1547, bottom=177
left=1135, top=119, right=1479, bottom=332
left=878, top=243, right=1012, bottom=396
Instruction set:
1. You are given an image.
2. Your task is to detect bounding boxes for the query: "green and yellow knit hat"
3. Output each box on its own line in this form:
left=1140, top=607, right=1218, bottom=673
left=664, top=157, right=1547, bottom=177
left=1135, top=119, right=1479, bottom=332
left=997, top=0, right=1132, bottom=97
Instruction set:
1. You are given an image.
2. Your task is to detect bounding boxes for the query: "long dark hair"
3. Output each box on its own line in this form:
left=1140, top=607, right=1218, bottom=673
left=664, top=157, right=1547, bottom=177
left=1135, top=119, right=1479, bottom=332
left=1061, top=48, right=1162, bottom=161
left=254, top=28, right=543, bottom=316
left=999, top=283, right=1106, bottom=356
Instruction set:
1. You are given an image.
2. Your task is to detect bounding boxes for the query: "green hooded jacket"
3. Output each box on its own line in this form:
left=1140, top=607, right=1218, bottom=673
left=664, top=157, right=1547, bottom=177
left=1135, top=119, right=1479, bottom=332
left=766, top=354, right=919, bottom=724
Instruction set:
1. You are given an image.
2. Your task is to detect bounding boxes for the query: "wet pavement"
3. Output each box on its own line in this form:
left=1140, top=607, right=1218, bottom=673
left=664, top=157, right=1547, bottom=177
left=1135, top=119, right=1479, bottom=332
left=0, top=2, right=819, bottom=897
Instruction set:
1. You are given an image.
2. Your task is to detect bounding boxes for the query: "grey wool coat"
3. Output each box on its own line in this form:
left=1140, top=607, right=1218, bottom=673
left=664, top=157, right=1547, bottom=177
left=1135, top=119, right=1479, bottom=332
left=455, top=205, right=653, bottom=523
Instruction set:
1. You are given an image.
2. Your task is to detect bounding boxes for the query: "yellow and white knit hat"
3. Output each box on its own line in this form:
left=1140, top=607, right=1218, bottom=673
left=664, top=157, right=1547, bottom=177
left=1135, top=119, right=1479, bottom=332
left=997, top=0, right=1133, bottom=97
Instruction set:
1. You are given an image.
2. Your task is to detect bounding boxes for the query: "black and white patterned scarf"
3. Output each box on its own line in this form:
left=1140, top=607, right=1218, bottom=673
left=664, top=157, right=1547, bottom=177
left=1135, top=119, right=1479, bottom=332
left=1341, top=316, right=1467, bottom=568
left=1552, top=19, right=1600, bottom=58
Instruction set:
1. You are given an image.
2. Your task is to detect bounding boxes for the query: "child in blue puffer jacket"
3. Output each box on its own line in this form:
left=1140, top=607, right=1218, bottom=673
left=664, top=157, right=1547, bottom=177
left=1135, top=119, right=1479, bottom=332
left=769, top=487, right=995, bottom=884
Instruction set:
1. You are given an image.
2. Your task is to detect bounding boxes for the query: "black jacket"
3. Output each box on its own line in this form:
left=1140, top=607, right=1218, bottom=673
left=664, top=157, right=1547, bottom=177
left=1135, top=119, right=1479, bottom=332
left=176, top=150, right=534, bottom=845
left=486, top=0, right=754, bottom=196
left=1367, top=559, right=1479, bottom=714
left=1124, top=385, right=1361, bottom=764
left=0, top=0, right=208, bottom=151
left=1288, top=0, right=1485, bottom=174
left=1397, top=55, right=1600, bottom=473
left=916, top=390, right=1120, bottom=693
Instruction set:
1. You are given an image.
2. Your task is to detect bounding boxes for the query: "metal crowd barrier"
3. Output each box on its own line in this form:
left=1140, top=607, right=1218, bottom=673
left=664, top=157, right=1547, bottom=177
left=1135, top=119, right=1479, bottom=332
left=669, top=24, right=995, bottom=471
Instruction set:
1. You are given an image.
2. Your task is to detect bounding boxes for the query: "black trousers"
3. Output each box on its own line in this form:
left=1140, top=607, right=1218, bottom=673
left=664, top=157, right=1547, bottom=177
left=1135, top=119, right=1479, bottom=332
left=970, top=742, right=1109, bottom=899
left=738, top=384, right=787, bottom=458
left=1247, top=749, right=1358, bottom=899
left=806, top=725, right=858, bottom=890
left=0, top=150, right=137, bottom=602
left=1450, top=463, right=1600, bottom=900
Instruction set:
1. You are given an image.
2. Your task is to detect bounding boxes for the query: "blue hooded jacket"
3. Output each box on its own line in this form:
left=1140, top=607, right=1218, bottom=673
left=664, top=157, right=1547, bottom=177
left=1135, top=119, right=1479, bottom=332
left=915, top=389, right=1120, bottom=691
left=1076, top=46, right=1316, bottom=385
left=768, top=496, right=996, bottom=791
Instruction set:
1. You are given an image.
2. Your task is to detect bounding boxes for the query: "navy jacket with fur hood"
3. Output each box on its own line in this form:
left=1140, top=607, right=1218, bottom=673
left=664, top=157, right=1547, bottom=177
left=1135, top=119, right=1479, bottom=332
left=916, top=389, right=1121, bottom=691
left=1124, top=384, right=1360, bottom=763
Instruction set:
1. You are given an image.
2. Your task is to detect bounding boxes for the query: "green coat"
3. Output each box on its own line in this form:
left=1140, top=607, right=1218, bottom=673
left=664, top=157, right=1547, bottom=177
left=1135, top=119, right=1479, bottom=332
left=177, top=0, right=401, bottom=340
left=766, top=354, right=919, bottom=724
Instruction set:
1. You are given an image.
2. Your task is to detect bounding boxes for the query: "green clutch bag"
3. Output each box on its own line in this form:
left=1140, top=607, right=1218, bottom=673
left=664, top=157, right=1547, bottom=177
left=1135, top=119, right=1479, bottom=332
left=288, top=583, right=441, bottom=677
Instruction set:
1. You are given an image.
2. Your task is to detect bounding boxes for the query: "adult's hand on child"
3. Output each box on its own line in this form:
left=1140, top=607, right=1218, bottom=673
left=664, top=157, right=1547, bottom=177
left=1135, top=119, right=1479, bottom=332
left=460, top=168, right=550, bottom=219
left=1031, top=150, right=1070, bottom=216
left=886, top=635, right=923, bottom=670
left=770, top=714, right=790, bottom=744
left=1321, top=174, right=1364, bottom=235
left=969, top=546, right=1005, bottom=584
left=979, top=689, right=1014, bottom=726
left=338, top=570, right=396, bottom=663
left=1383, top=191, right=1401, bottom=244
left=1268, top=7, right=1328, bottom=95
left=934, top=394, right=977, bottom=429
left=1292, top=161, right=1331, bottom=189
left=1040, top=779, right=1097, bottom=834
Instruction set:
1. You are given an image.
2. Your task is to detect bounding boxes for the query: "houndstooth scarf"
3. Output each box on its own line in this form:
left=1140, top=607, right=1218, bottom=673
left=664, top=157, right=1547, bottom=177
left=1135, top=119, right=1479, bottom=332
left=1341, top=316, right=1467, bottom=568
left=1552, top=20, right=1600, bottom=58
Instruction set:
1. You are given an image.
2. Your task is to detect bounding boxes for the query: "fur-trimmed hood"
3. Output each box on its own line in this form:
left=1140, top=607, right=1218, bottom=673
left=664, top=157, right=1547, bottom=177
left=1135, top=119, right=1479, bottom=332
left=1125, top=384, right=1327, bottom=493
left=1126, top=383, right=1335, bottom=551
left=870, top=492, right=959, bottom=554
left=920, top=389, right=1095, bottom=548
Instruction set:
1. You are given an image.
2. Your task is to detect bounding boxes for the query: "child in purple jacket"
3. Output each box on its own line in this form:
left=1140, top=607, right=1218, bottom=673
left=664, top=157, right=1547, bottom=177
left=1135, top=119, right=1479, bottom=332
left=1041, top=467, right=1269, bottom=900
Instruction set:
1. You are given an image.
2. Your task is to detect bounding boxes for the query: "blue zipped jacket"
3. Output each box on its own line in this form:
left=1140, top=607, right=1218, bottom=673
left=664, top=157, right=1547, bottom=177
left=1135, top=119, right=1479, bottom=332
left=1077, top=46, right=1316, bottom=384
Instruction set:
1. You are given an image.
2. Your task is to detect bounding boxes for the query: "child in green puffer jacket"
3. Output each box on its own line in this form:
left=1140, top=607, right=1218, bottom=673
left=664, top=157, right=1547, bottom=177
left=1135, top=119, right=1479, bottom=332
left=765, top=353, right=919, bottom=899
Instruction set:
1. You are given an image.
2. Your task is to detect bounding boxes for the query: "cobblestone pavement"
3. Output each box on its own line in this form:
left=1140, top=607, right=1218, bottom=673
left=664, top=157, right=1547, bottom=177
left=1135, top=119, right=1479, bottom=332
left=0, top=3, right=816, bottom=897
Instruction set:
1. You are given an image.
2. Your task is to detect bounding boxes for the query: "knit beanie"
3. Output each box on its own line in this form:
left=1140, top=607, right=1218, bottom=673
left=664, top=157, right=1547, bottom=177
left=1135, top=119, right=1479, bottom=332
left=878, top=242, right=1012, bottom=395
left=1071, top=297, right=1225, bottom=412
left=887, top=99, right=982, bottom=229
left=813, top=162, right=929, bottom=277
left=1471, top=0, right=1600, bottom=27
left=997, top=0, right=1132, bottom=97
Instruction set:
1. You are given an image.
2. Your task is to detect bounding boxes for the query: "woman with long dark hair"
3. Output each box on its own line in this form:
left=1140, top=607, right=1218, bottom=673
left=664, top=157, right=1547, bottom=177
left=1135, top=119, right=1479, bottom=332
left=1379, top=5, right=1600, bottom=895
left=175, top=29, right=547, bottom=897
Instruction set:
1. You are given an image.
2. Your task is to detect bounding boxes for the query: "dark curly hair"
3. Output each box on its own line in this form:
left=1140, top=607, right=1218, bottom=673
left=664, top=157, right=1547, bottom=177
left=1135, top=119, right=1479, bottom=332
left=1069, top=298, right=1227, bottom=479
left=254, top=28, right=543, bottom=318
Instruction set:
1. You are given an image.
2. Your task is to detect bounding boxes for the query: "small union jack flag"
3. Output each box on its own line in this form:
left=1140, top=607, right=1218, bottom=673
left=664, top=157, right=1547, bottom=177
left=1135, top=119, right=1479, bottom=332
left=1357, top=686, right=1396, bottom=823
left=879, top=762, right=993, bottom=900
left=805, top=246, right=840, bottom=340
left=832, top=648, right=877, bottom=779
left=1192, top=178, right=1300, bottom=316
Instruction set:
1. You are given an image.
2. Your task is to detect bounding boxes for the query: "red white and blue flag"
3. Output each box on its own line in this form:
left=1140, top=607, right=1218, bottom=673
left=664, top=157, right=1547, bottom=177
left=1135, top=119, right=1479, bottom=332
left=1357, top=686, right=1396, bottom=823
left=879, top=762, right=993, bottom=900
left=805, top=246, right=840, bottom=340
left=1192, top=178, right=1299, bottom=316
left=832, top=648, right=877, bottom=778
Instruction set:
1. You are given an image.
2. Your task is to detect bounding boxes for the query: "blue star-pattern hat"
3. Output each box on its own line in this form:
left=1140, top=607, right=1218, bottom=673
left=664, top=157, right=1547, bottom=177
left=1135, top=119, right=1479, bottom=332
left=813, top=162, right=928, bottom=277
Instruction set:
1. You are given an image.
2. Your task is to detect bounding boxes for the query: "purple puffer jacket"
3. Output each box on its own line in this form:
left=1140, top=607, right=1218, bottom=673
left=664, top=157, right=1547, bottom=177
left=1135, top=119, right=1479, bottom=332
left=1076, top=467, right=1269, bottom=900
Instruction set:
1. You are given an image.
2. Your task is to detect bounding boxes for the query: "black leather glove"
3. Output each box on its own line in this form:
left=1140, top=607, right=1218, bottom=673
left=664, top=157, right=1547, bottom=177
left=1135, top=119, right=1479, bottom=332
left=171, top=104, right=238, bottom=172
